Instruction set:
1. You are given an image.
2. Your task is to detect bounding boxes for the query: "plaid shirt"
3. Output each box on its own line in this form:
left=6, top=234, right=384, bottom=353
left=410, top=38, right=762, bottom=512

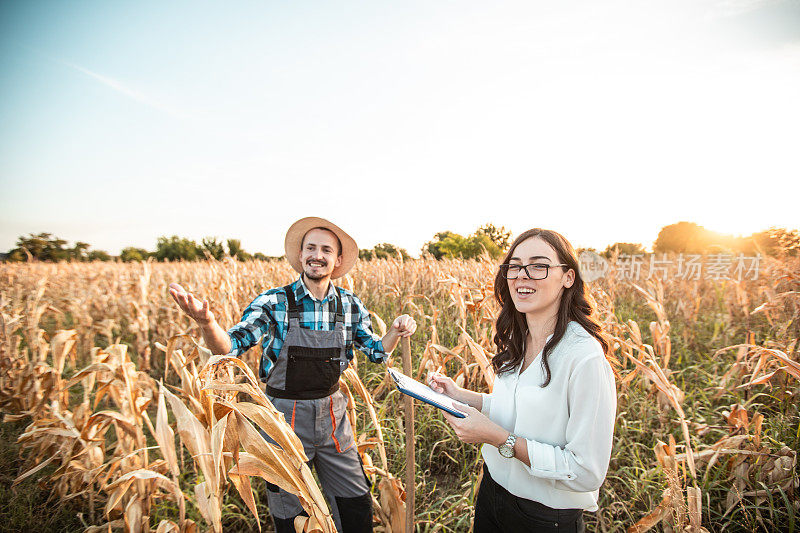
left=227, top=277, right=385, bottom=380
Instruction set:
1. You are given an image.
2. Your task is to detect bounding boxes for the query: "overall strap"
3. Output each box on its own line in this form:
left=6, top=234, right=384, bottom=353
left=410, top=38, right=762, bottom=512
left=333, top=286, right=345, bottom=326
left=283, top=284, right=300, bottom=323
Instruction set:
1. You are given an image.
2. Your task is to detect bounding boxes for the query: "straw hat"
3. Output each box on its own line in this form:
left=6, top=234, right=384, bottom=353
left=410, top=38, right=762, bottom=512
left=284, top=217, right=358, bottom=279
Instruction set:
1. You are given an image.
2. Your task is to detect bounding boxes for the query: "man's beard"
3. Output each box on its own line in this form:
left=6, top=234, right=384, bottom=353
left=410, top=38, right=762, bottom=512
left=304, top=261, right=329, bottom=280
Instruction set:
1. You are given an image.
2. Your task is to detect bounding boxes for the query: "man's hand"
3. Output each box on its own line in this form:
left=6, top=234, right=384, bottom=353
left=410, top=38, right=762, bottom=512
left=390, top=314, right=417, bottom=337
left=168, top=283, right=215, bottom=326
left=380, top=314, right=417, bottom=354
left=168, top=283, right=232, bottom=355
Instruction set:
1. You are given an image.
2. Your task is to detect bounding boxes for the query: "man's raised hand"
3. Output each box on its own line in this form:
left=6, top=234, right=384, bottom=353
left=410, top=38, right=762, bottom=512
left=391, top=314, right=417, bottom=338
left=168, top=283, right=215, bottom=326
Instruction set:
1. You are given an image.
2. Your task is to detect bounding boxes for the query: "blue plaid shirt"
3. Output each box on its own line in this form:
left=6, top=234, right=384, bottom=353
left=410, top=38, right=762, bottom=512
left=227, top=277, right=386, bottom=380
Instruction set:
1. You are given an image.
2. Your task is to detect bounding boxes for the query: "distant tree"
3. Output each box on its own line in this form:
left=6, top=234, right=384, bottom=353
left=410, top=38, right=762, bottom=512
left=470, top=232, right=504, bottom=259
left=771, top=228, right=800, bottom=256
left=476, top=223, right=511, bottom=251
left=120, top=247, right=150, bottom=262
left=435, top=234, right=470, bottom=259
left=424, top=226, right=507, bottom=260
left=359, top=243, right=410, bottom=261
left=87, top=250, right=111, bottom=261
left=71, top=241, right=90, bottom=261
left=202, top=237, right=225, bottom=260
left=602, top=242, right=646, bottom=258
left=7, top=233, right=69, bottom=261
left=443, top=234, right=472, bottom=258
left=751, top=227, right=800, bottom=257
left=376, top=243, right=410, bottom=260
left=423, top=231, right=459, bottom=260
left=653, top=222, right=712, bottom=253
left=653, top=221, right=794, bottom=255
left=226, top=238, right=252, bottom=261
left=154, top=236, right=201, bottom=261
left=252, top=252, right=282, bottom=262
left=6, top=249, right=28, bottom=262
left=227, top=238, right=242, bottom=258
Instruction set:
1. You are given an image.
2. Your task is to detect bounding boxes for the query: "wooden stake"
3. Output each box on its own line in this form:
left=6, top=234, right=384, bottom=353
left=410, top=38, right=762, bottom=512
left=401, top=336, right=415, bottom=533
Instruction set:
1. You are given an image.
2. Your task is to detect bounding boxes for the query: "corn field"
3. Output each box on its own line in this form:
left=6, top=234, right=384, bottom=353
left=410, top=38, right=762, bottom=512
left=0, top=256, right=798, bottom=532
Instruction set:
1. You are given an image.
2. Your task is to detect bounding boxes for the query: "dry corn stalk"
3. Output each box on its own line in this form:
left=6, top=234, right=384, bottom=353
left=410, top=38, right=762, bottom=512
left=2, top=256, right=799, bottom=532
left=339, top=366, right=408, bottom=531
left=679, top=405, right=797, bottom=514
left=628, top=436, right=710, bottom=533
left=187, top=350, right=339, bottom=532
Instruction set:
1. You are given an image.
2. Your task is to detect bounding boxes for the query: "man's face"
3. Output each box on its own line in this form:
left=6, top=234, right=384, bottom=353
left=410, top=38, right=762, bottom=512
left=299, top=228, right=342, bottom=281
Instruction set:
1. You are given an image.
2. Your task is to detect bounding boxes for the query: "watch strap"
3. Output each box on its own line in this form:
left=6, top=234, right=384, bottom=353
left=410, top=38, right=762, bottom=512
left=499, top=433, right=517, bottom=457
left=505, top=433, right=517, bottom=448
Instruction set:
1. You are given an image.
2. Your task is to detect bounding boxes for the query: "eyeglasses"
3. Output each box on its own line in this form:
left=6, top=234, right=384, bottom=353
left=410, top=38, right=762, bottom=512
left=499, top=263, right=569, bottom=280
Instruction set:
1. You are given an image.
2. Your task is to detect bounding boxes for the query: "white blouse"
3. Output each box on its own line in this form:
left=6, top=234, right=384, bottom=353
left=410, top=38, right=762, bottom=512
left=480, top=320, right=616, bottom=512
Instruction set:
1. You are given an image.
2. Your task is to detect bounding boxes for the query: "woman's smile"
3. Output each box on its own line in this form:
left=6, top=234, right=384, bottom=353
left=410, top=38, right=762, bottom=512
left=513, top=285, right=537, bottom=298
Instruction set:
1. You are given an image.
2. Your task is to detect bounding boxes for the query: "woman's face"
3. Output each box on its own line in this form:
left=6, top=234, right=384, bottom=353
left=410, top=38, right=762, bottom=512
left=505, top=237, right=575, bottom=319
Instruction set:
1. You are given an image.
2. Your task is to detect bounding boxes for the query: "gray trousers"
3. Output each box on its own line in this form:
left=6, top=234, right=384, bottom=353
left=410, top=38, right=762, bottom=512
left=261, top=390, right=371, bottom=527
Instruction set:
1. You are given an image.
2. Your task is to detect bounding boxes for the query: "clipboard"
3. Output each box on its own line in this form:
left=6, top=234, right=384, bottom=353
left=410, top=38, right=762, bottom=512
left=387, top=368, right=467, bottom=418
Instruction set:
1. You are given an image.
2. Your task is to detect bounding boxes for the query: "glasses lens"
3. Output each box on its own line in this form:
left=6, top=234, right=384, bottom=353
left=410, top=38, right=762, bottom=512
left=500, top=264, right=522, bottom=279
left=530, top=264, right=549, bottom=279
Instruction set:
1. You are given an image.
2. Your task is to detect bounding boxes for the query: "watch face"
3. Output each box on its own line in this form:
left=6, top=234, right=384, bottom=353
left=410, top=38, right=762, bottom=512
left=499, top=445, right=513, bottom=458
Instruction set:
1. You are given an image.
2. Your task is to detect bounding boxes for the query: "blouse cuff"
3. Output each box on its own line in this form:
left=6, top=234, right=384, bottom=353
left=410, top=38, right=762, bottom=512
left=480, top=393, right=492, bottom=416
left=525, top=438, right=577, bottom=481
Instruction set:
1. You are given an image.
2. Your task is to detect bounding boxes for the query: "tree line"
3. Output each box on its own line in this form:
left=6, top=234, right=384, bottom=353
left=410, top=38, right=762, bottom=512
left=359, top=224, right=513, bottom=261
left=1, top=223, right=515, bottom=263
left=1, top=234, right=275, bottom=263
left=2, top=222, right=798, bottom=263
left=599, top=223, right=799, bottom=257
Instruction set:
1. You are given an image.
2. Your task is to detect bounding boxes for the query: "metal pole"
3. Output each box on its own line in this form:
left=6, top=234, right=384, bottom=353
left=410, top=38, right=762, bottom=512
left=401, top=336, right=415, bottom=533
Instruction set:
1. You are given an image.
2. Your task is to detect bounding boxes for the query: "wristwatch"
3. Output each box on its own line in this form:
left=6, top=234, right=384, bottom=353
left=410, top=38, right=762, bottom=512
left=498, top=433, right=517, bottom=458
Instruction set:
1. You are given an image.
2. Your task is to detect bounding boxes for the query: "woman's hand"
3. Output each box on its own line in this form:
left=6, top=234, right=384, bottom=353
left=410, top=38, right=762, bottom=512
left=442, top=405, right=508, bottom=446
left=427, top=371, right=461, bottom=399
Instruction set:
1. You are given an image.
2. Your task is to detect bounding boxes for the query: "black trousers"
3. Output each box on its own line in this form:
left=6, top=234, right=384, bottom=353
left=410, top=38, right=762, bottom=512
left=474, top=464, right=585, bottom=533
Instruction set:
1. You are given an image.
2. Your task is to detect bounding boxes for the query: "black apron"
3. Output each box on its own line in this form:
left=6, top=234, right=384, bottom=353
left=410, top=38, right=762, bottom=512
left=265, top=284, right=348, bottom=400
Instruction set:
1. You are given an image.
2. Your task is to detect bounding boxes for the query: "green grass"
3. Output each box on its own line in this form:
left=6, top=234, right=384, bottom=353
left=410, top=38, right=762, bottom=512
left=0, top=419, right=86, bottom=532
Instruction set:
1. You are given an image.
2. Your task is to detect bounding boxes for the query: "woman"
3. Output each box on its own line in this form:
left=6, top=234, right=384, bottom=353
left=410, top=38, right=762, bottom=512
left=429, top=229, right=616, bottom=532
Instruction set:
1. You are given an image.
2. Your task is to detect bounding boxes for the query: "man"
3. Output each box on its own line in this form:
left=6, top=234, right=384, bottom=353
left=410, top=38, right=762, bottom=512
left=168, top=217, right=416, bottom=533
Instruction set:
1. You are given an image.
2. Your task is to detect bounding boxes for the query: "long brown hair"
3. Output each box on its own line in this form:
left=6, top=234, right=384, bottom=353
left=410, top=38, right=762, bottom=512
left=492, top=228, right=609, bottom=386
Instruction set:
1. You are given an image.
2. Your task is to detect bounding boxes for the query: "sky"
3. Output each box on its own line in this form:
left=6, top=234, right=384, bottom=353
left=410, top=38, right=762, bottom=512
left=1, top=0, right=799, bottom=256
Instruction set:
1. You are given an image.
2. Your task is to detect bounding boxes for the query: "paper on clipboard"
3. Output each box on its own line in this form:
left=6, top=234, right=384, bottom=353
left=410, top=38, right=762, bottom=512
left=387, top=367, right=468, bottom=418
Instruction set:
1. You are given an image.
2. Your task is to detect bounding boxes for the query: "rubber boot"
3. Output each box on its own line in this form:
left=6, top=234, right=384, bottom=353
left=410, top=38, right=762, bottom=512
left=272, top=510, right=309, bottom=533
left=335, top=492, right=373, bottom=533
